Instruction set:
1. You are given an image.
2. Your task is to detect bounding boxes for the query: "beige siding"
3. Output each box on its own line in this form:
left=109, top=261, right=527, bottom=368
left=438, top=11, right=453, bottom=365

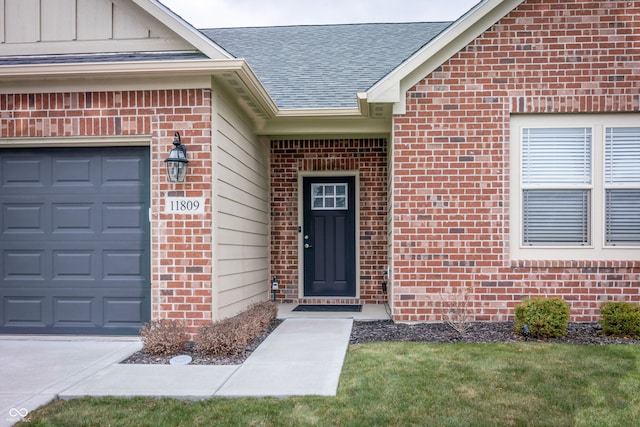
left=77, top=0, right=113, bottom=40
left=0, top=0, right=191, bottom=55
left=42, top=0, right=76, bottom=41
left=213, top=87, right=270, bottom=320
left=113, top=1, right=151, bottom=39
left=5, top=0, right=39, bottom=43
left=0, top=0, right=4, bottom=43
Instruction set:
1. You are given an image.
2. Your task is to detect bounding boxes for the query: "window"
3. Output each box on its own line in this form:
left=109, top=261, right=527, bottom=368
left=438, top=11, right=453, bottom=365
left=511, top=115, right=640, bottom=260
left=311, top=183, right=348, bottom=210
left=521, top=127, right=592, bottom=246
left=605, top=127, right=640, bottom=245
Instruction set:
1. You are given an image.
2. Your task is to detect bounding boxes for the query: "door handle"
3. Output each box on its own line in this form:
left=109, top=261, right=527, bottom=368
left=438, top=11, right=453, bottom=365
left=304, top=243, right=313, bottom=249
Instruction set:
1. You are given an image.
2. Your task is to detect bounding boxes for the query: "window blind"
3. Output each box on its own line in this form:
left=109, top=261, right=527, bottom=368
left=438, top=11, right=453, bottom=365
left=605, top=127, right=640, bottom=245
left=521, top=128, right=592, bottom=245
left=522, top=127, right=592, bottom=185
left=523, top=190, right=590, bottom=245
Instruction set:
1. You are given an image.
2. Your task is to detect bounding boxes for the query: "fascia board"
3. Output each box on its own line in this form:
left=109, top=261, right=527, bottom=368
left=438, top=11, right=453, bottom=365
left=0, top=59, right=279, bottom=118
left=277, top=108, right=363, bottom=118
left=131, top=0, right=233, bottom=60
left=257, top=115, right=392, bottom=137
left=367, top=0, right=525, bottom=113
left=0, top=59, right=246, bottom=78
left=235, top=62, right=279, bottom=117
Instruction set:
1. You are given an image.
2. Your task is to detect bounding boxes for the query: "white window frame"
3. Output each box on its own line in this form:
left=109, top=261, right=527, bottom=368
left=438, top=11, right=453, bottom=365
left=510, top=114, right=640, bottom=261
left=310, top=183, right=349, bottom=210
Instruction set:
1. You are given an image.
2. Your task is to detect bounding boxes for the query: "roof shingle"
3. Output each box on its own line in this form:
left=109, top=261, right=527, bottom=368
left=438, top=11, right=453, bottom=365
left=202, top=22, right=451, bottom=109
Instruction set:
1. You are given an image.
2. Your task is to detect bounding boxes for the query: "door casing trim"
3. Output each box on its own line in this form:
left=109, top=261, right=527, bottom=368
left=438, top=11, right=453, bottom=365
left=297, top=171, right=360, bottom=299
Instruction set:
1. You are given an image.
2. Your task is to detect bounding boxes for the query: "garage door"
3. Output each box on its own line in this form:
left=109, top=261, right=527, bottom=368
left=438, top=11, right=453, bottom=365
left=0, top=146, right=150, bottom=335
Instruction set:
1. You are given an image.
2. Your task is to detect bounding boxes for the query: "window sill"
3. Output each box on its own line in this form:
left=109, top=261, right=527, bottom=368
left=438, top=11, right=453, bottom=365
left=510, top=259, right=639, bottom=269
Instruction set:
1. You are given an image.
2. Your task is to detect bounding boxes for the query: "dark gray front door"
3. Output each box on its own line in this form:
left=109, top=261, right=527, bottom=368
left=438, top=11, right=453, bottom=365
left=303, top=176, right=356, bottom=297
left=0, top=147, right=150, bottom=335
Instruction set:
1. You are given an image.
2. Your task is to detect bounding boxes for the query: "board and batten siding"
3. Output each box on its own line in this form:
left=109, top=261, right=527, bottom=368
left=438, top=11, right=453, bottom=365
left=213, top=88, right=270, bottom=320
left=0, top=0, right=191, bottom=54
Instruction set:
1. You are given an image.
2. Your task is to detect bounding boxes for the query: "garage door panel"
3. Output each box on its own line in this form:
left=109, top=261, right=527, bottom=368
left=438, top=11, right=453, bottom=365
left=104, top=297, right=146, bottom=327
left=3, top=201, right=145, bottom=239
left=102, top=202, right=146, bottom=234
left=0, top=146, right=150, bottom=335
left=2, top=288, right=149, bottom=333
left=52, top=157, right=94, bottom=186
left=1, top=279, right=149, bottom=332
left=103, top=156, right=146, bottom=186
left=53, top=297, right=95, bottom=327
left=53, top=250, right=95, bottom=280
left=1, top=157, right=45, bottom=189
left=2, top=250, right=46, bottom=280
left=53, top=203, right=94, bottom=233
left=3, top=296, right=46, bottom=327
left=3, top=203, right=45, bottom=234
left=103, top=250, right=146, bottom=280
left=4, top=246, right=148, bottom=283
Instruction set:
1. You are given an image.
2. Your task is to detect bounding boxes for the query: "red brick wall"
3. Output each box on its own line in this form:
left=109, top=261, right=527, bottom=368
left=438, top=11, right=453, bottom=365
left=393, top=0, right=640, bottom=322
left=0, top=89, right=214, bottom=332
left=270, top=139, right=388, bottom=304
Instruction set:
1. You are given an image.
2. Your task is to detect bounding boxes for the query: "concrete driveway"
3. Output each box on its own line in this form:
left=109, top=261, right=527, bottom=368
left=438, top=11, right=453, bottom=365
left=0, top=336, right=140, bottom=427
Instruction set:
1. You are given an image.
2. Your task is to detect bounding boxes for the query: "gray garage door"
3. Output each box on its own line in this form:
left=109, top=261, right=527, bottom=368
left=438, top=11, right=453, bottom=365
left=0, top=146, right=150, bottom=335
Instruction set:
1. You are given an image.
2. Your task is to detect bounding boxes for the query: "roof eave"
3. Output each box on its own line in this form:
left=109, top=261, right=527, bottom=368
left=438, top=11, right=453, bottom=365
left=0, top=59, right=279, bottom=119
left=0, top=59, right=244, bottom=78
left=366, top=0, right=525, bottom=114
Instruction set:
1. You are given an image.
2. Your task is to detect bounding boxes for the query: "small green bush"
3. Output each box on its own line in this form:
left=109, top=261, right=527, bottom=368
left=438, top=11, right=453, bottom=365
left=514, top=297, right=570, bottom=338
left=140, top=319, right=190, bottom=356
left=196, top=300, right=278, bottom=357
left=599, top=302, right=640, bottom=338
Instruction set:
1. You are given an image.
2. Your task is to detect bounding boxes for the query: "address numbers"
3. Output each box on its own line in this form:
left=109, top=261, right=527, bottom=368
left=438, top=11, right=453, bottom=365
left=164, top=197, right=206, bottom=214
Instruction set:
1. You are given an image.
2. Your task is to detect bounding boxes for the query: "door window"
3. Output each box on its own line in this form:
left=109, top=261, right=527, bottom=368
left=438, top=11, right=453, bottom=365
left=311, top=183, right=348, bottom=210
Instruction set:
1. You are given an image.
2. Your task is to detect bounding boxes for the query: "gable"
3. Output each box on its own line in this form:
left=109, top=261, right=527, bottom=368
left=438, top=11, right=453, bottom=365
left=0, top=0, right=226, bottom=57
left=367, top=0, right=525, bottom=114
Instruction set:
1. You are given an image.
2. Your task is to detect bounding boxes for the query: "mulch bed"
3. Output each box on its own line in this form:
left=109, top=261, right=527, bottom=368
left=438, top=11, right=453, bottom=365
left=350, top=321, right=640, bottom=345
left=122, top=320, right=640, bottom=365
left=121, top=320, right=283, bottom=366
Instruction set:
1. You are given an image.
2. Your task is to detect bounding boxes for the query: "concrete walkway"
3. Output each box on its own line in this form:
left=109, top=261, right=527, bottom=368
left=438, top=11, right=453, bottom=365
left=1, top=318, right=353, bottom=425
left=0, top=338, right=141, bottom=427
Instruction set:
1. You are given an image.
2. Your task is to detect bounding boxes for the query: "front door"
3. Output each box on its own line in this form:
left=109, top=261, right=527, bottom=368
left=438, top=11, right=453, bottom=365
left=303, top=176, right=356, bottom=297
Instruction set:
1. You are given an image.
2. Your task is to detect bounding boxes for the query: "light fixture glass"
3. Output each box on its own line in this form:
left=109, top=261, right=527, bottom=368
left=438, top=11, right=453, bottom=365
left=164, top=132, right=188, bottom=183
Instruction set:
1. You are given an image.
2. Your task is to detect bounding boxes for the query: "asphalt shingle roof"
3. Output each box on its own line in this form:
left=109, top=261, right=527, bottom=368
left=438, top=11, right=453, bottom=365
left=201, top=22, right=451, bottom=109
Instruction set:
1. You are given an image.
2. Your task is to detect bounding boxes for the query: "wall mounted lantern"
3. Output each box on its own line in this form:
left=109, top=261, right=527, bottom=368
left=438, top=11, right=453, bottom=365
left=164, top=132, right=189, bottom=183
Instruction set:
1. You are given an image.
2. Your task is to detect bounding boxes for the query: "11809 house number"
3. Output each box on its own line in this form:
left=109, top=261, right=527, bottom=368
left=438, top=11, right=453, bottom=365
left=164, top=197, right=206, bottom=214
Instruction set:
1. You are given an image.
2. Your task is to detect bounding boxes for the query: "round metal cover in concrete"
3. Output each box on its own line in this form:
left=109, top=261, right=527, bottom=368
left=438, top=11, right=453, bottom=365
left=169, top=355, right=192, bottom=365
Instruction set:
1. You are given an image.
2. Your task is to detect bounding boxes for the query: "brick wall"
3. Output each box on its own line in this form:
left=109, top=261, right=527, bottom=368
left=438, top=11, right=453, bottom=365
left=0, top=89, right=214, bottom=332
left=393, top=0, right=640, bottom=322
left=270, top=139, right=388, bottom=304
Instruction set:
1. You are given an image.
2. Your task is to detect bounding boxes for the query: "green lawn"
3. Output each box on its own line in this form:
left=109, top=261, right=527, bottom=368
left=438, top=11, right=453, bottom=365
left=21, top=342, right=640, bottom=427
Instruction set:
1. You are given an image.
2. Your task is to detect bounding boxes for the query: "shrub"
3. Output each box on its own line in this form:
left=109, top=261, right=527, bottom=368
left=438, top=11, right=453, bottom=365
left=514, top=297, right=570, bottom=338
left=439, top=286, right=473, bottom=334
left=599, top=302, right=640, bottom=338
left=248, top=300, right=279, bottom=330
left=196, top=300, right=278, bottom=357
left=196, top=316, right=252, bottom=356
left=140, top=319, right=190, bottom=356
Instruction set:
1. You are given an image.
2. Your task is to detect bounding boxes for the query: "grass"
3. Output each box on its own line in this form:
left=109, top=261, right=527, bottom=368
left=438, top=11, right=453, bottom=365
left=20, top=342, right=640, bottom=427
